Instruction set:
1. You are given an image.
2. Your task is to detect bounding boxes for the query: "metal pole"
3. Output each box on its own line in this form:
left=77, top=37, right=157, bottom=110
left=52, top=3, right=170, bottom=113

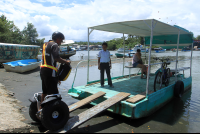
left=87, top=28, right=90, bottom=83
left=144, top=37, right=147, bottom=64
left=175, top=30, right=180, bottom=82
left=190, top=43, right=193, bottom=77
left=123, top=33, right=125, bottom=76
left=146, top=20, right=154, bottom=97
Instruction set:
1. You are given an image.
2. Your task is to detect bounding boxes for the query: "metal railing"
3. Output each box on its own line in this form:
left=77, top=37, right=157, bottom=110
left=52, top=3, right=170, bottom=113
left=71, top=58, right=124, bottom=89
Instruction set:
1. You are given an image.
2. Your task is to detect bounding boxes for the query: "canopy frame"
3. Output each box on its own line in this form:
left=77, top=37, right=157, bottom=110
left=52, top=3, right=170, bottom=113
left=86, top=19, right=193, bottom=98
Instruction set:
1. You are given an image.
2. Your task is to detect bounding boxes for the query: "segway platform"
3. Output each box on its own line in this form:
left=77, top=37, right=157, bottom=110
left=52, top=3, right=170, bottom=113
left=51, top=92, right=130, bottom=133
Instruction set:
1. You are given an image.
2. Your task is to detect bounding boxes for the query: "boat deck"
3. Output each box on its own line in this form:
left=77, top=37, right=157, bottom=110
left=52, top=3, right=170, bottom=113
left=68, top=73, right=187, bottom=118
left=69, top=74, right=182, bottom=99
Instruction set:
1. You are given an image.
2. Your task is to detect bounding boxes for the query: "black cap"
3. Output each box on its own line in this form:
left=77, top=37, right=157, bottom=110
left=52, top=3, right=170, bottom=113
left=52, top=31, right=65, bottom=41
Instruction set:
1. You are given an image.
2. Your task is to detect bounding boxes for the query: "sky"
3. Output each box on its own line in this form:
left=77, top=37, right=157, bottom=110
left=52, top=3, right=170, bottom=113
left=0, top=0, right=199, bottom=42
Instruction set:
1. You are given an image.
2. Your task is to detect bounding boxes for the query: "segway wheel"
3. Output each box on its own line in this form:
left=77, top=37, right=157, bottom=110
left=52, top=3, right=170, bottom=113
left=41, top=100, right=69, bottom=131
left=29, top=101, right=40, bottom=122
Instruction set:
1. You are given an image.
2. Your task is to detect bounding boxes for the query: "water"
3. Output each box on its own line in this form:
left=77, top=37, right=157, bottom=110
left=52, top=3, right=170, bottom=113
left=58, top=50, right=200, bottom=132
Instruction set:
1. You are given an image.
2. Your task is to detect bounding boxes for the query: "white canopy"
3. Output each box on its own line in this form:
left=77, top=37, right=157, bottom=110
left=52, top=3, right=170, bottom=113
left=61, top=40, right=74, bottom=45
left=89, top=19, right=192, bottom=37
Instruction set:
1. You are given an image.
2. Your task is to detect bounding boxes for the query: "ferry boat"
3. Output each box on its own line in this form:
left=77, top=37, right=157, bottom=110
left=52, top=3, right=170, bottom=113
left=67, top=19, right=193, bottom=120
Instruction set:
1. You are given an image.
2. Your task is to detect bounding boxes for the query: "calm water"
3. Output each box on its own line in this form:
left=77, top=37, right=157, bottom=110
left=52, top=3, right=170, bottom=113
left=58, top=50, right=200, bottom=132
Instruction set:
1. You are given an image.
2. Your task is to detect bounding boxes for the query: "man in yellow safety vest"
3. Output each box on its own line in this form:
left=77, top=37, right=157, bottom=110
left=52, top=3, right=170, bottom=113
left=39, top=31, right=70, bottom=110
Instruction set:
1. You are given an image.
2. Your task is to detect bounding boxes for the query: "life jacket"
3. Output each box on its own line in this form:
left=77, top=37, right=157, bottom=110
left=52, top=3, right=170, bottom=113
left=40, top=41, right=58, bottom=72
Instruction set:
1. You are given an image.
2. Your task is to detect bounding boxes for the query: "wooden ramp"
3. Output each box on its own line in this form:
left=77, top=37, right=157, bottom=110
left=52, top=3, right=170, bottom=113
left=54, top=92, right=130, bottom=133
left=69, top=91, right=106, bottom=113
left=126, top=90, right=154, bottom=104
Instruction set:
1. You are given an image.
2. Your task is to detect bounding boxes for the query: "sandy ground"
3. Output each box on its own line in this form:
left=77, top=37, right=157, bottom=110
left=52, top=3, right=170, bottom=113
left=0, top=83, right=34, bottom=133
left=0, top=57, right=133, bottom=133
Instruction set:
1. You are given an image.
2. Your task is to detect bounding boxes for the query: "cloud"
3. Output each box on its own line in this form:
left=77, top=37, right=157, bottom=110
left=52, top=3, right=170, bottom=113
left=32, top=15, right=59, bottom=37
left=36, top=0, right=63, bottom=4
left=0, top=0, right=200, bottom=42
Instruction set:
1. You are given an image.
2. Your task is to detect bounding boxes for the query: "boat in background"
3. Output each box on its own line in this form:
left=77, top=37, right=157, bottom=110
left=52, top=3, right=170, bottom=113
left=171, top=48, right=176, bottom=52
left=154, top=47, right=166, bottom=53
left=182, top=47, right=191, bottom=52
left=59, top=47, right=76, bottom=59
left=117, top=48, right=131, bottom=53
left=132, top=45, right=148, bottom=53
left=115, top=53, right=126, bottom=58
left=3, top=59, right=41, bottom=73
left=0, top=43, right=40, bottom=64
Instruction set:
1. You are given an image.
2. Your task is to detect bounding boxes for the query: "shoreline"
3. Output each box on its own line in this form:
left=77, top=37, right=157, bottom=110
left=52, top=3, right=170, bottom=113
left=70, top=57, right=132, bottom=68
left=0, top=58, right=132, bottom=133
left=0, top=83, right=34, bottom=133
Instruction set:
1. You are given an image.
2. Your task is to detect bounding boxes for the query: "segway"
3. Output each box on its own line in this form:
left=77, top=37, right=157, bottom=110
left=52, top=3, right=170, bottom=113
left=29, top=62, right=72, bottom=131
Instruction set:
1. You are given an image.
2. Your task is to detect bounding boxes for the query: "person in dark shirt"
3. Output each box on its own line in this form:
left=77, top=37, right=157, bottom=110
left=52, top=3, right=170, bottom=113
left=39, top=31, right=70, bottom=111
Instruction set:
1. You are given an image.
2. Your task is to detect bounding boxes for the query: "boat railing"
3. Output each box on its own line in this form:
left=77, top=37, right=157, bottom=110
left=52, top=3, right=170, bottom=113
left=149, top=59, right=191, bottom=66
left=71, top=58, right=124, bottom=89
left=147, top=58, right=191, bottom=81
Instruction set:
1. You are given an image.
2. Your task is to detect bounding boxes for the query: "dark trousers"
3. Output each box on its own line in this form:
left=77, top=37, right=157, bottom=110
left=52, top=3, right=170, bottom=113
left=40, top=74, right=58, bottom=95
left=100, top=63, right=112, bottom=86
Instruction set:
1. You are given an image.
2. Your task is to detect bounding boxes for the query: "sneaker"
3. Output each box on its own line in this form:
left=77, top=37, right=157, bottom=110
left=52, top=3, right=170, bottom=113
left=101, top=85, right=104, bottom=87
left=110, top=85, right=114, bottom=88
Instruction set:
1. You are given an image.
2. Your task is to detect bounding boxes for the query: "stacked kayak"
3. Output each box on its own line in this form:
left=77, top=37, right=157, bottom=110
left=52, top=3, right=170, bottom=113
left=3, top=59, right=41, bottom=73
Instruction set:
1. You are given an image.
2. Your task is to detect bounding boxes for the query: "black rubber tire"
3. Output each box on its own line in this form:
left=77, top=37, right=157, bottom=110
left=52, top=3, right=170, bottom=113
left=29, top=101, right=40, bottom=122
left=174, top=80, right=184, bottom=98
left=165, top=68, right=171, bottom=87
left=41, top=100, right=69, bottom=131
left=154, top=72, right=162, bottom=92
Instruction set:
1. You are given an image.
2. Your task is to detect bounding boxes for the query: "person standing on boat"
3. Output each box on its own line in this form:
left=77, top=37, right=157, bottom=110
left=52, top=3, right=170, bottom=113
left=39, top=31, right=71, bottom=111
left=132, top=49, right=147, bottom=79
left=98, top=42, right=114, bottom=88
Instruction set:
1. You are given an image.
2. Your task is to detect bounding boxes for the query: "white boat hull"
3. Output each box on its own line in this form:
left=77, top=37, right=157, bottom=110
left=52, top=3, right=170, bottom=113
left=3, top=60, right=41, bottom=73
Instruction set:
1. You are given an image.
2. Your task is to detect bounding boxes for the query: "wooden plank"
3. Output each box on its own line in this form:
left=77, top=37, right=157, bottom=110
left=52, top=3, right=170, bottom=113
left=54, top=92, right=130, bottom=133
left=69, top=91, right=106, bottom=113
left=126, top=90, right=154, bottom=104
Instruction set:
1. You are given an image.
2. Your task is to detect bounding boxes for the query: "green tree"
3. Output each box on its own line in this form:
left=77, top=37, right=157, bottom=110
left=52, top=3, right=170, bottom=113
left=195, top=35, right=200, bottom=40
left=36, top=38, right=45, bottom=47
left=21, top=22, right=39, bottom=45
left=0, top=15, right=22, bottom=44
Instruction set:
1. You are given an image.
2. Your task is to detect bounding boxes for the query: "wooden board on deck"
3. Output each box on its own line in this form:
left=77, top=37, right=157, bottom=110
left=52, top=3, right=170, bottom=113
left=126, top=90, right=154, bottom=103
left=69, top=91, right=106, bottom=112
left=54, top=92, right=130, bottom=133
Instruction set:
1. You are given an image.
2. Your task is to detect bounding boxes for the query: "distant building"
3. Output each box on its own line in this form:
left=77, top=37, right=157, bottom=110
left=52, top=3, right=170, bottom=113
left=193, top=40, right=200, bottom=48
